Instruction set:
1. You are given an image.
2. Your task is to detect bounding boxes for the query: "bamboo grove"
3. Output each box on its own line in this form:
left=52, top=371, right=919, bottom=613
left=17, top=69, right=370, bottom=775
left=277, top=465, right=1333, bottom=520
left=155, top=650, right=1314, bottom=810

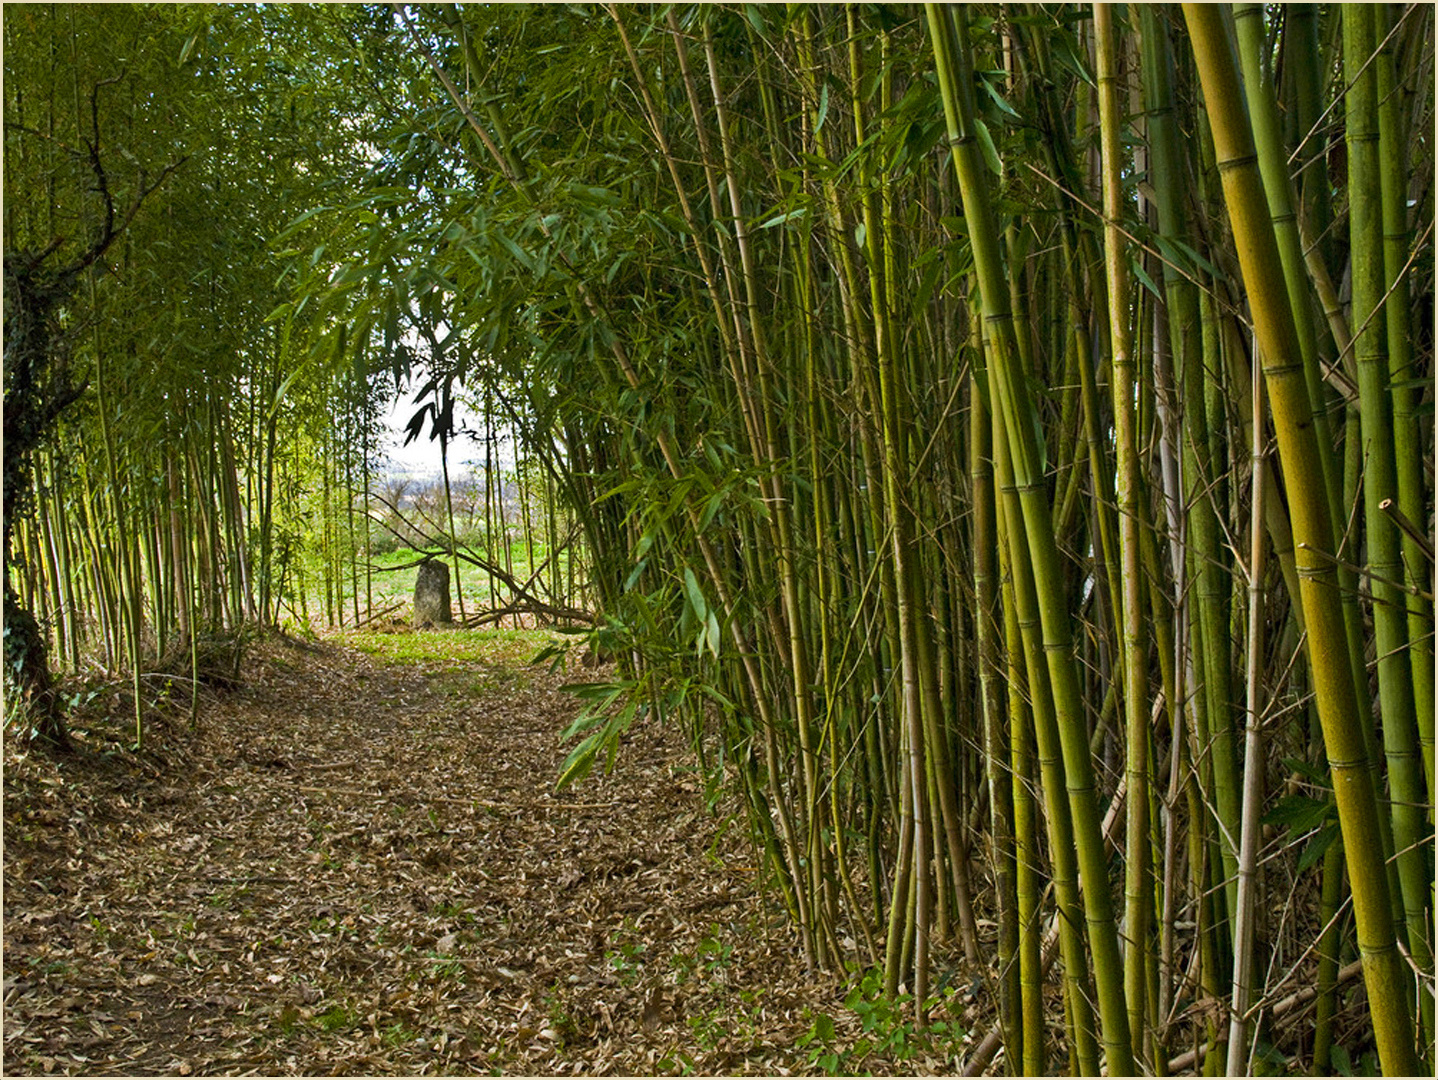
left=3, top=5, right=588, bottom=742
left=4, top=4, right=1435, bottom=1075
left=293, top=5, right=1429, bottom=1072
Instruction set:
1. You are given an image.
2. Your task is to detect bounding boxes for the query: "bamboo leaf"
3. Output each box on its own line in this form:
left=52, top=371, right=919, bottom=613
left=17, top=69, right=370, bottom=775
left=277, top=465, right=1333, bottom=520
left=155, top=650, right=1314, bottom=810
left=973, top=116, right=1002, bottom=176
left=758, top=207, right=808, bottom=229
left=1296, top=822, right=1341, bottom=874
left=562, top=681, right=626, bottom=703
left=1262, top=794, right=1335, bottom=832
left=1151, top=232, right=1222, bottom=281
left=979, top=76, right=1022, bottom=120
left=704, top=609, right=720, bottom=659
left=556, top=727, right=605, bottom=789
left=623, top=560, right=647, bottom=592
left=1129, top=256, right=1162, bottom=301
left=682, top=567, right=707, bottom=624
left=912, top=255, right=944, bottom=316
left=560, top=708, right=610, bottom=741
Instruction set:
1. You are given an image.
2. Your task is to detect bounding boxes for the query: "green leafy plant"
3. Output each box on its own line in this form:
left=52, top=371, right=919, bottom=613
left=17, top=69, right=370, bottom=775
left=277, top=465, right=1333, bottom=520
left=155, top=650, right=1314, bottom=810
left=606, top=939, right=647, bottom=985
left=543, top=983, right=578, bottom=1046
left=381, top=1020, right=418, bottom=1047
left=657, top=1049, right=698, bottom=1075
left=796, top=1010, right=841, bottom=1075
left=1330, top=1042, right=1381, bottom=1077
left=797, top=970, right=968, bottom=1075
left=686, top=1010, right=727, bottom=1052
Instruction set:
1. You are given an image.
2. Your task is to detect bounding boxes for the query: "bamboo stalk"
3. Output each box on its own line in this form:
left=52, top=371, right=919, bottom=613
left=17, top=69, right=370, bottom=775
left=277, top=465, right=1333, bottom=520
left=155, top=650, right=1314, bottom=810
left=1226, top=333, right=1269, bottom=1076
left=1095, top=8, right=1152, bottom=1063
left=1183, top=7, right=1419, bottom=1071
left=1375, top=2, right=1435, bottom=821
left=929, top=7, right=1134, bottom=1072
left=1344, top=6, right=1434, bottom=1054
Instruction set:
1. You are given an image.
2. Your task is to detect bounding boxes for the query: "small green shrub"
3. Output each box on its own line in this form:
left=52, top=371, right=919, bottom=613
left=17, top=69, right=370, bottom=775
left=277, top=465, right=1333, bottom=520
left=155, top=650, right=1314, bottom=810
left=796, top=969, right=968, bottom=1075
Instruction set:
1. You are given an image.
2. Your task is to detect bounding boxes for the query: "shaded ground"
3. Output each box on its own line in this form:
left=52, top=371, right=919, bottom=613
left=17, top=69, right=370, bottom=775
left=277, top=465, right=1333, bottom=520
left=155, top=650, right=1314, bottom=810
left=4, top=629, right=972, bottom=1075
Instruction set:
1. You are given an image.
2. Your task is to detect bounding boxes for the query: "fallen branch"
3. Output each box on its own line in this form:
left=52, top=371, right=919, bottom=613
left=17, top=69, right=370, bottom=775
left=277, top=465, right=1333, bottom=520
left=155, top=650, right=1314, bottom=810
left=1164, top=960, right=1363, bottom=1074
left=354, top=601, right=405, bottom=628
left=463, top=599, right=593, bottom=628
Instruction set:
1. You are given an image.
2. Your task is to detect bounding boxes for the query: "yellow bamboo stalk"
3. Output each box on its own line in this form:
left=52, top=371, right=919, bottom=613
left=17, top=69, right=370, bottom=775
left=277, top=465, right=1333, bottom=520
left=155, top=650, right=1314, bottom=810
left=1182, top=8, right=1419, bottom=1073
left=1095, top=8, right=1151, bottom=1065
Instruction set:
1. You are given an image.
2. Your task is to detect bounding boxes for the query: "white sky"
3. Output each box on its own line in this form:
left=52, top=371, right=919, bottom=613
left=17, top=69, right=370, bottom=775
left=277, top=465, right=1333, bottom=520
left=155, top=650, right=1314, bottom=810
left=380, top=381, right=462, bottom=480
left=379, top=378, right=514, bottom=481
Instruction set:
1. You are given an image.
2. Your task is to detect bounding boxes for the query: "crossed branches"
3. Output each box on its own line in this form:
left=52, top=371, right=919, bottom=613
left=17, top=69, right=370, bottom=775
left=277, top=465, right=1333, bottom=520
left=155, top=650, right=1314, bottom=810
left=365, top=486, right=591, bottom=626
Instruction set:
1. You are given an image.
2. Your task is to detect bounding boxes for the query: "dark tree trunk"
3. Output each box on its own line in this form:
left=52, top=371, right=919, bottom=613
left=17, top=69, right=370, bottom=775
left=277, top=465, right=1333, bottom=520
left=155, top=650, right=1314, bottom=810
left=2, top=82, right=182, bottom=750
left=3, top=582, right=69, bottom=748
left=3, top=254, right=86, bottom=750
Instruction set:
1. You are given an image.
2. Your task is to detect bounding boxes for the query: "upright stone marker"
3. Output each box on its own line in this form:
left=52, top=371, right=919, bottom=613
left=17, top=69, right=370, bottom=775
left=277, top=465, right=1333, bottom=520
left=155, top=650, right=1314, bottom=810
left=414, top=559, right=452, bottom=628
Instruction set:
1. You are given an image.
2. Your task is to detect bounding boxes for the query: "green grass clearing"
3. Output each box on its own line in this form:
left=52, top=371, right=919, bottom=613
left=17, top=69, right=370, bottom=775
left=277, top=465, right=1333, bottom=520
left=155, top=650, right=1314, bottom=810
left=332, top=626, right=561, bottom=668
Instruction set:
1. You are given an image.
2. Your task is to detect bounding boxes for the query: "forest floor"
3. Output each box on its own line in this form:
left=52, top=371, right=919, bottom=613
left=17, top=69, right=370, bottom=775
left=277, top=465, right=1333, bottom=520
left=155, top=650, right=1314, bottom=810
left=3, top=627, right=979, bottom=1076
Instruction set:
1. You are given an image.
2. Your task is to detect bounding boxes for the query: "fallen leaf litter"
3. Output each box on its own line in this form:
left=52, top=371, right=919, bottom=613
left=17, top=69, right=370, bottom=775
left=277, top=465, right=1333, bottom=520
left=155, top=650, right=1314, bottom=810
left=4, top=630, right=972, bottom=1075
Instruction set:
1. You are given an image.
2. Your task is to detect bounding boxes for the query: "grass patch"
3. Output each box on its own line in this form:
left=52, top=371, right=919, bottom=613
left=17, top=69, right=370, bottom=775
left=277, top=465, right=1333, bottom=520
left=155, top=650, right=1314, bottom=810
left=334, top=626, right=559, bottom=667
left=317, top=1003, right=355, bottom=1032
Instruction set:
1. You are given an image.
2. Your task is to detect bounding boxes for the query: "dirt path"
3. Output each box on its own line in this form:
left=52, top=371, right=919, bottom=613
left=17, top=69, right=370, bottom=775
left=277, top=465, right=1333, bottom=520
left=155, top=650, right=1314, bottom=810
left=5, top=630, right=912, bottom=1076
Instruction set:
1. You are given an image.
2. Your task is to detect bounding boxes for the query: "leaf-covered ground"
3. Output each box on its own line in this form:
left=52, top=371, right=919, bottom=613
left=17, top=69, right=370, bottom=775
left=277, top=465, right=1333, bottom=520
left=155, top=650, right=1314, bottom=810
left=4, top=629, right=979, bottom=1075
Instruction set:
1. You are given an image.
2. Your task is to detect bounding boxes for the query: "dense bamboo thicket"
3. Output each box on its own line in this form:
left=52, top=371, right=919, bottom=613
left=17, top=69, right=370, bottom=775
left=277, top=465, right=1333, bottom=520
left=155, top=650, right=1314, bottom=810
left=285, top=6, right=1429, bottom=1073
left=3, top=6, right=393, bottom=732
left=5, top=4, right=1434, bottom=1074
left=3, top=5, right=585, bottom=739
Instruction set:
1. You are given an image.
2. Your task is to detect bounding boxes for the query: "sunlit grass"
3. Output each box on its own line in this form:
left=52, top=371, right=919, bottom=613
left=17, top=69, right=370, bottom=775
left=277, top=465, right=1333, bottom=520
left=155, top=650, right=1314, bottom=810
left=332, top=626, right=561, bottom=667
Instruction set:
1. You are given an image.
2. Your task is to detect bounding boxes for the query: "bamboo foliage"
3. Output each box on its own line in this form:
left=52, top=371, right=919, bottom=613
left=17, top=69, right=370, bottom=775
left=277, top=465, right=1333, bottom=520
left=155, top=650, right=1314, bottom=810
left=4, top=6, right=429, bottom=723
left=360, top=4, right=1428, bottom=1072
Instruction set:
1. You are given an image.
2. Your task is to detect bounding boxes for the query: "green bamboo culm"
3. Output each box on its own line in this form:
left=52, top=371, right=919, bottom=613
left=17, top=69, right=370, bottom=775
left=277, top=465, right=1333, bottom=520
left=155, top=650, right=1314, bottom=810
left=927, top=5, right=1134, bottom=1074
left=969, top=361, right=1024, bottom=1066
left=1375, top=3, right=1436, bottom=817
left=992, top=398, right=1099, bottom=1076
left=1093, top=6, right=1151, bottom=1067
left=1343, top=4, right=1435, bottom=1058
left=1137, top=17, right=1232, bottom=1051
left=1182, top=6, right=1420, bottom=1074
